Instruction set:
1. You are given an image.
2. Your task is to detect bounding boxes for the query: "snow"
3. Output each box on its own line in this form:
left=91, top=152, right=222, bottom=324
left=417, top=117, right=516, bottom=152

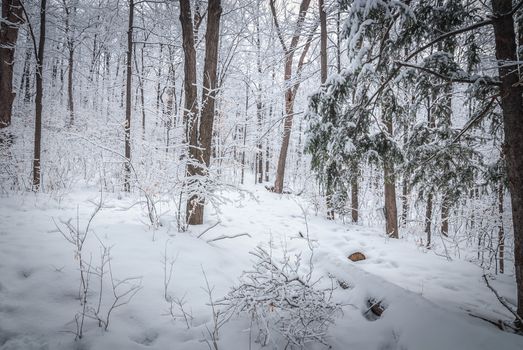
left=0, top=178, right=522, bottom=350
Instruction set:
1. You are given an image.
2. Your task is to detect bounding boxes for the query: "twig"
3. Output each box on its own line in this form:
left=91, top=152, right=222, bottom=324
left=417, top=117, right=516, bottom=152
left=468, top=313, right=506, bottom=331
left=483, top=274, right=523, bottom=325
left=197, top=221, right=221, bottom=238
left=206, top=233, right=251, bottom=243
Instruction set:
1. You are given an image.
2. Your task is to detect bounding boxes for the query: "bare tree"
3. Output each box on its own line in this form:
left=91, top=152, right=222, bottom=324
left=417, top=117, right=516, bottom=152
left=24, top=0, right=48, bottom=190
left=269, top=0, right=313, bottom=194
left=123, top=0, right=134, bottom=192
left=182, top=0, right=222, bottom=225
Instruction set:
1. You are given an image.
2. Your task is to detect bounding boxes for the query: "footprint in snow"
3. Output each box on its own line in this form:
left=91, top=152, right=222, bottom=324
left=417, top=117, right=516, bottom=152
left=130, top=329, right=159, bottom=346
left=18, top=268, right=33, bottom=279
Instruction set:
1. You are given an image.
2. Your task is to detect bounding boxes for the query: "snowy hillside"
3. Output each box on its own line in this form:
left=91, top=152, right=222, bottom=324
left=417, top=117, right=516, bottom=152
left=0, top=181, right=521, bottom=350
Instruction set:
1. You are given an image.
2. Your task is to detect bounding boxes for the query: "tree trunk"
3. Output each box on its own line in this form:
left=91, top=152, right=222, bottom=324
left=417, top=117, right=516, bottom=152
left=20, top=39, right=32, bottom=103
left=62, top=0, right=75, bottom=127
left=265, top=143, right=270, bottom=182
left=123, top=0, right=134, bottom=192
left=319, top=0, right=327, bottom=83
left=183, top=0, right=222, bottom=225
left=384, top=161, right=398, bottom=238
left=425, top=191, right=433, bottom=248
left=320, top=0, right=333, bottom=219
left=156, top=43, right=163, bottom=120
left=179, top=0, right=199, bottom=224
left=273, top=87, right=295, bottom=193
left=498, top=181, right=505, bottom=274
left=326, top=164, right=335, bottom=220
left=0, top=0, right=23, bottom=131
left=401, top=176, right=409, bottom=226
left=270, top=0, right=312, bottom=193
left=441, top=194, right=450, bottom=237
left=241, top=124, right=247, bottom=185
left=67, top=46, right=74, bottom=126
left=32, top=0, right=47, bottom=190
left=383, top=113, right=398, bottom=238
left=491, top=0, right=523, bottom=324
left=241, top=80, right=248, bottom=185
left=336, top=4, right=341, bottom=74
left=255, top=17, right=263, bottom=184
left=351, top=169, right=359, bottom=223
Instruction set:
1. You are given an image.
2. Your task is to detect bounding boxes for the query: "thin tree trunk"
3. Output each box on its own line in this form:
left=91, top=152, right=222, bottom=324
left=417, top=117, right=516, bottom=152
left=498, top=180, right=505, bottom=274
left=241, top=81, right=248, bottom=185
left=255, top=16, right=263, bottom=184
left=274, top=86, right=295, bottom=193
left=351, top=166, right=359, bottom=223
left=62, top=0, right=75, bottom=127
left=21, top=39, right=32, bottom=103
left=319, top=0, right=327, bottom=82
left=32, top=0, right=47, bottom=190
left=326, top=164, right=334, bottom=220
left=336, top=5, right=341, bottom=74
left=156, top=43, right=163, bottom=120
left=135, top=43, right=146, bottom=139
left=0, top=0, right=23, bottom=131
left=241, top=124, right=247, bottom=185
left=401, top=176, right=409, bottom=226
left=425, top=191, right=433, bottom=248
left=270, top=0, right=312, bottom=193
left=265, top=142, right=270, bottom=182
left=320, top=0, right=334, bottom=218
left=441, top=194, right=450, bottom=237
left=67, top=46, right=74, bottom=126
left=383, top=113, right=398, bottom=238
left=491, top=0, right=523, bottom=323
left=123, top=0, right=134, bottom=192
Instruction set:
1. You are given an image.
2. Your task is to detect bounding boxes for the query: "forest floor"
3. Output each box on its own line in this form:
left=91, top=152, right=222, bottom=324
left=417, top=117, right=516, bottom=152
left=0, top=177, right=522, bottom=350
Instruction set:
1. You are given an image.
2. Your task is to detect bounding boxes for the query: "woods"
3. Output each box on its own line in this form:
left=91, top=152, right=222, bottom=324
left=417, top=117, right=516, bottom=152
left=1, top=0, right=523, bottom=347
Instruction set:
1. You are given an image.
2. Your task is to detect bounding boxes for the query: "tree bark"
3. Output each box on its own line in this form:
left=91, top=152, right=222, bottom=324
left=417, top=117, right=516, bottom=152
left=383, top=113, right=398, bottom=238
left=441, top=194, right=450, bottom=237
left=179, top=0, right=199, bottom=223
left=498, top=180, right=505, bottom=274
left=384, top=161, right=398, bottom=238
left=265, top=143, right=270, bottom=182
left=20, top=38, right=31, bottom=103
left=351, top=168, right=359, bottom=223
left=320, top=0, right=333, bottom=219
left=255, top=16, right=264, bottom=184
left=326, top=164, right=335, bottom=220
left=319, top=0, right=327, bottom=83
left=198, top=0, right=221, bottom=168
left=0, top=0, right=23, bottom=131
left=62, top=0, right=75, bottom=127
left=32, top=0, right=47, bottom=190
left=183, top=0, right=222, bottom=225
left=401, top=176, right=409, bottom=226
left=425, top=191, right=433, bottom=248
left=491, top=0, right=523, bottom=324
left=67, top=46, right=74, bottom=126
left=270, top=0, right=312, bottom=193
left=123, top=0, right=134, bottom=192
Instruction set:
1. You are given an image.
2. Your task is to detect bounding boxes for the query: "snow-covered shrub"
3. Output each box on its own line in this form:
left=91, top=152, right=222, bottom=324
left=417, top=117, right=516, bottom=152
left=224, top=245, right=340, bottom=348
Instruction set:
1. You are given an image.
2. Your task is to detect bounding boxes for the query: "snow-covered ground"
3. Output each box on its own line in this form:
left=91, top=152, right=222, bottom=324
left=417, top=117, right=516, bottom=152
left=0, top=180, right=522, bottom=350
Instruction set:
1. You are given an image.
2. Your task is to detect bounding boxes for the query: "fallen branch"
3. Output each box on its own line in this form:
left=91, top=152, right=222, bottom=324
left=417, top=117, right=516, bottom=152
left=468, top=313, right=506, bottom=331
left=483, top=274, right=523, bottom=325
left=197, top=221, right=221, bottom=239
left=206, top=233, right=251, bottom=243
